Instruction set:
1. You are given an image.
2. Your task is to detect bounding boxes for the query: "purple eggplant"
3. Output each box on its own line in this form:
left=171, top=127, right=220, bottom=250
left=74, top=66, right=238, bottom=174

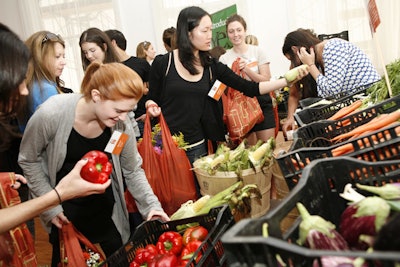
left=297, top=202, right=349, bottom=250
left=339, top=196, right=390, bottom=249
left=373, top=212, right=400, bottom=251
left=313, top=256, right=366, bottom=267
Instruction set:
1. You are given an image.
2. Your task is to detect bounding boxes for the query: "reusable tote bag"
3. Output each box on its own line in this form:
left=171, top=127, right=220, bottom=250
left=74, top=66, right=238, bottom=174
left=58, top=223, right=105, bottom=267
left=0, top=172, right=37, bottom=267
left=222, top=59, right=264, bottom=141
left=137, top=111, right=197, bottom=216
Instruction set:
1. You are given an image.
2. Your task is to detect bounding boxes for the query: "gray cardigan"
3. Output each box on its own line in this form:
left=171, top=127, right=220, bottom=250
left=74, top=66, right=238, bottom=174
left=18, top=93, right=163, bottom=242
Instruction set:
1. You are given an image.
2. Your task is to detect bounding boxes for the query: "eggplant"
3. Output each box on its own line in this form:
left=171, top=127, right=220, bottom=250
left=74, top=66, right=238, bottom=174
left=313, top=256, right=366, bottom=267
left=373, top=212, right=400, bottom=251
left=339, top=196, right=391, bottom=249
left=297, top=202, right=349, bottom=250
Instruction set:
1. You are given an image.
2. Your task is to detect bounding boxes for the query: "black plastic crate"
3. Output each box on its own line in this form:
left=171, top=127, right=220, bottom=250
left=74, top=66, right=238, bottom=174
left=292, top=94, right=400, bottom=150
left=99, top=205, right=234, bottom=267
left=221, top=157, right=400, bottom=267
left=294, top=86, right=368, bottom=127
left=277, top=123, right=400, bottom=189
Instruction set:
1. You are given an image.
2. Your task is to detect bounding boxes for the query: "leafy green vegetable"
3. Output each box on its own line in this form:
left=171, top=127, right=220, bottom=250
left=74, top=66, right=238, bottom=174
left=367, top=59, right=400, bottom=103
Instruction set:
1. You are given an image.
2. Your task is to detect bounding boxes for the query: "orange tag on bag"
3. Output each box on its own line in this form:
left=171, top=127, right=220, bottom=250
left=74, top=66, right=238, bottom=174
left=246, top=60, right=258, bottom=72
left=105, top=130, right=129, bottom=155
left=208, top=79, right=226, bottom=101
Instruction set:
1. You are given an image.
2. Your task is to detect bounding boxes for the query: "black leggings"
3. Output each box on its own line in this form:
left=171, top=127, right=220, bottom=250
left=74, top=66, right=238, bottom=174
left=50, top=222, right=123, bottom=267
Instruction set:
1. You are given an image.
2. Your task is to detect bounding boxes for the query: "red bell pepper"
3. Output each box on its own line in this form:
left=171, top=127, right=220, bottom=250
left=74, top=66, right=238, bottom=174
left=80, top=150, right=112, bottom=184
left=156, top=231, right=183, bottom=256
left=133, top=244, right=158, bottom=265
left=129, top=261, right=140, bottom=267
left=144, top=244, right=158, bottom=255
left=180, top=240, right=203, bottom=266
left=182, top=226, right=208, bottom=246
left=148, top=253, right=178, bottom=267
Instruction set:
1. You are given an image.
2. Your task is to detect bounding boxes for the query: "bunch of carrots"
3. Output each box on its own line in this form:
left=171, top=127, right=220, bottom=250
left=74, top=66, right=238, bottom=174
left=331, top=109, right=400, bottom=156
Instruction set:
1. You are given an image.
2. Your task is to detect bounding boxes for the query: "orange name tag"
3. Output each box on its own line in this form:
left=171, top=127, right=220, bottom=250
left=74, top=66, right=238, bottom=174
left=208, top=80, right=226, bottom=101
left=105, top=130, right=129, bottom=155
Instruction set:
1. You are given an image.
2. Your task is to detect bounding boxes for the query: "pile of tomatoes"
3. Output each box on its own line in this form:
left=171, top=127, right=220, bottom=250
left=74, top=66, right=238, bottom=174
left=129, top=225, right=209, bottom=267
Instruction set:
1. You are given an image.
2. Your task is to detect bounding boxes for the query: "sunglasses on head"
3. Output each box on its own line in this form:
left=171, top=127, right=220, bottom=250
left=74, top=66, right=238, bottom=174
left=42, top=32, right=63, bottom=44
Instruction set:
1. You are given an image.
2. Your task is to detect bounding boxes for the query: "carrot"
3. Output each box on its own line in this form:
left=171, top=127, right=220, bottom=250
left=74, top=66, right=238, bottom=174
left=331, top=142, right=354, bottom=156
left=332, top=123, right=400, bottom=157
left=331, top=110, right=400, bottom=142
left=327, top=100, right=363, bottom=120
left=331, top=138, right=367, bottom=157
left=340, top=107, right=365, bottom=126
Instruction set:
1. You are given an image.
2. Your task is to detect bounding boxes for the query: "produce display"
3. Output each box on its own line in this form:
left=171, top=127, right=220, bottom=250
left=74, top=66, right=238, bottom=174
left=170, top=181, right=261, bottom=220
left=79, top=150, right=112, bottom=184
left=128, top=226, right=209, bottom=267
left=194, top=137, right=275, bottom=175
left=366, top=59, right=400, bottom=102
left=100, top=205, right=234, bottom=267
left=294, top=182, right=400, bottom=266
left=291, top=94, right=400, bottom=149
left=221, top=157, right=400, bottom=266
left=276, top=90, right=400, bottom=189
left=100, top=57, right=400, bottom=266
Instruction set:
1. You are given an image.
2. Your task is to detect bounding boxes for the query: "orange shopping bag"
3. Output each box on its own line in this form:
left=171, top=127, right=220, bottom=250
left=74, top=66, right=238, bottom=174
left=0, top=172, right=37, bottom=267
left=58, top=223, right=106, bottom=267
left=136, top=112, right=197, bottom=216
left=222, top=58, right=264, bottom=142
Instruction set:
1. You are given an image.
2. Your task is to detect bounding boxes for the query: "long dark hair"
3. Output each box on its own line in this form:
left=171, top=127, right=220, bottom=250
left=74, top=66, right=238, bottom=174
left=79, top=27, right=119, bottom=70
left=282, top=28, right=321, bottom=62
left=176, top=6, right=212, bottom=75
left=282, top=29, right=321, bottom=99
left=0, top=23, right=30, bottom=151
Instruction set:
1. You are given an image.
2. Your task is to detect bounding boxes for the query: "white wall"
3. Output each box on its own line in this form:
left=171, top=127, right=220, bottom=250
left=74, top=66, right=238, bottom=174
left=0, top=0, right=25, bottom=38
left=246, top=1, right=290, bottom=77
left=114, top=0, right=157, bottom=57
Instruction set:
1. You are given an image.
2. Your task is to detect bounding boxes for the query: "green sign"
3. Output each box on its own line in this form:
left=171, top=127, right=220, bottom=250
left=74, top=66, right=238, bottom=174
left=211, top=4, right=237, bottom=49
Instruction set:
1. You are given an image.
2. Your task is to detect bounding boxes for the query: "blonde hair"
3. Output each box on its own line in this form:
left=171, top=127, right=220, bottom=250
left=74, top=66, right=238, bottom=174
left=25, top=31, right=65, bottom=92
left=81, top=62, right=144, bottom=101
left=136, top=41, right=152, bottom=59
left=245, top=35, right=259, bottom=46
